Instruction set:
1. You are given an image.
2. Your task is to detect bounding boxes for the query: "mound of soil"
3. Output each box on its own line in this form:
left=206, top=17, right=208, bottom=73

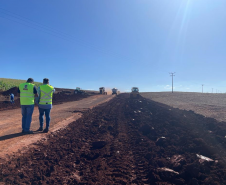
left=1, top=94, right=226, bottom=184
left=0, top=99, right=21, bottom=111
left=1, top=87, right=19, bottom=96
left=0, top=93, right=91, bottom=111
left=0, top=86, right=99, bottom=111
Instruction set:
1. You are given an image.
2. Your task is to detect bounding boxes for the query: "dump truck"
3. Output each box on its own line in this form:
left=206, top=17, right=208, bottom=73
left=99, top=87, right=107, bottom=95
left=130, top=87, right=139, bottom=98
left=74, top=87, right=85, bottom=94
left=112, top=88, right=118, bottom=95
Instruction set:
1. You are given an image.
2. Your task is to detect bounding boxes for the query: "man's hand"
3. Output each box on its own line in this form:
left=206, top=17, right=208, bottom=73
left=35, top=96, right=39, bottom=104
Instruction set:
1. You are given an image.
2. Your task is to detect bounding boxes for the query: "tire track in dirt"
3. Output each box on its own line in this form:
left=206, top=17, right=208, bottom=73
left=102, top=96, right=136, bottom=184
left=0, top=95, right=113, bottom=161
left=74, top=95, right=136, bottom=184
left=1, top=94, right=226, bottom=184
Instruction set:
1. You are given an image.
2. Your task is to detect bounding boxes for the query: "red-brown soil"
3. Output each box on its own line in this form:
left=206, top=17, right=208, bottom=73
left=0, top=87, right=97, bottom=111
left=142, top=92, right=226, bottom=122
left=1, top=87, right=19, bottom=96
left=1, top=94, right=226, bottom=184
left=0, top=95, right=114, bottom=159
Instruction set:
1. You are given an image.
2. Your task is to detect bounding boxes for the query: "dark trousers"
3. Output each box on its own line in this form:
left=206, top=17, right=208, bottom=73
left=21, top=105, right=34, bottom=131
left=39, top=108, right=51, bottom=129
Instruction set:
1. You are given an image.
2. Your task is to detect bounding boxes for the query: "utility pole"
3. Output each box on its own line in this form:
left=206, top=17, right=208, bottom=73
left=202, top=84, right=204, bottom=93
left=169, top=72, right=175, bottom=93
left=212, top=88, right=213, bottom=93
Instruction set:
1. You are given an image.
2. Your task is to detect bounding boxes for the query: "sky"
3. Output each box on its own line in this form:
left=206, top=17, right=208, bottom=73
left=1, top=0, right=226, bottom=93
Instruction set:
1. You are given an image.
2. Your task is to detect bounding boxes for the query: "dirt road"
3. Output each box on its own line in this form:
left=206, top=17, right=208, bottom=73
left=0, top=95, right=114, bottom=159
left=1, top=94, right=226, bottom=184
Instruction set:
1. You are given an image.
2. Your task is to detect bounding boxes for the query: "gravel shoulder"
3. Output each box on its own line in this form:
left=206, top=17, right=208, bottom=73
left=141, top=92, right=226, bottom=122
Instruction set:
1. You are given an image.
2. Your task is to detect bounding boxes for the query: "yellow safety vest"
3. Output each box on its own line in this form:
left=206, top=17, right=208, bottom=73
left=19, top=83, right=35, bottom=105
left=39, top=84, right=54, bottom=105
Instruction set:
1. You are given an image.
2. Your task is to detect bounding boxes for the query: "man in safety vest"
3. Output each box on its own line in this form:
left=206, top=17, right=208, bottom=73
left=37, top=78, right=55, bottom=133
left=18, top=78, right=38, bottom=134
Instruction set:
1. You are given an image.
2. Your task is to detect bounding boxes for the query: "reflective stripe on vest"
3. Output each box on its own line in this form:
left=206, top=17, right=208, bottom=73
left=19, top=83, right=35, bottom=105
left=39, top=85, right=54, bottom=105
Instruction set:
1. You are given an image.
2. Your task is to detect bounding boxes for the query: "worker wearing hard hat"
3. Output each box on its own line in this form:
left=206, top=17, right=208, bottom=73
left=18, top=78, right=38, bottom=134
left=36, top=78, right=55, bottom=133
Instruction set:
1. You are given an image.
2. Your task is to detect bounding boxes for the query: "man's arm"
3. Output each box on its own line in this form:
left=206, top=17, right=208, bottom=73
left=35, top=86, right=40, bottom=104
left=33, top=86, right=38, bottom=97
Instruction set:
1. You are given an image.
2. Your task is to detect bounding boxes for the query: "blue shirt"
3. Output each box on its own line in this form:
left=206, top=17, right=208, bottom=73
left=10, top=94, right=14, bottom=100
left=37, top=85, right=55, bottom=109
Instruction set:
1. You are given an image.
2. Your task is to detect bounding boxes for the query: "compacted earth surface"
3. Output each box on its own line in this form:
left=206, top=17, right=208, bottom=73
left=1, top=94, right=226, bottom=184
left=142, top=92, right=226, bottom=122
left=0, top=94, right=113, bottom=160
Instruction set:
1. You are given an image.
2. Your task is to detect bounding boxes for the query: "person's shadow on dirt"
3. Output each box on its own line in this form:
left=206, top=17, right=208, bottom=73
left=0, top=132, right=40, bottom=141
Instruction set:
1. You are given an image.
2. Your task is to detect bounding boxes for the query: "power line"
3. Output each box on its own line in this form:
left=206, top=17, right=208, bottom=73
left=169, top=72, right=175, bottom=93
left=0, top=8, right=137, bottom=64
left=0, top=8, right=80, bottom=40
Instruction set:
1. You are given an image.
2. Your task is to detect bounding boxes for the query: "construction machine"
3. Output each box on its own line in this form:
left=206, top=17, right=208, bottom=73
left=99, top=87, right=107, bottom=95
left=130, top=87, right=139, bottom=98
left=74, top=87, right=85, bottom=94
left=112, top=88, right=118, bottom=95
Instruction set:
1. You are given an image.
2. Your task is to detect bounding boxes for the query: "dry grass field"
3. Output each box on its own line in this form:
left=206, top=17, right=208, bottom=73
left=141, top=92, right=226, bottom=122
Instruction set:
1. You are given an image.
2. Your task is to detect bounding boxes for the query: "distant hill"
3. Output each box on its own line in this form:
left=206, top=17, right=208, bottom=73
left=0, top=78, right=42, bottom=91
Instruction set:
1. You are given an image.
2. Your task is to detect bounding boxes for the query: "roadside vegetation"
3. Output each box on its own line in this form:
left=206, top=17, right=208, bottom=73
left=0, top=78, right=42, bottom=91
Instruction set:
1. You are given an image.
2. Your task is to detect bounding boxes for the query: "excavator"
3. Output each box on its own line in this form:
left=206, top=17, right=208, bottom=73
left=99, top=87, right=107, bottom=95
left=130, top=87, right=139, bottom=98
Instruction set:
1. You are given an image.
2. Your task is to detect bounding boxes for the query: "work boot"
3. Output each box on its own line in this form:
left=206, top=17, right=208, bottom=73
left=24, top=130, right=34, bottom=134
left=37, top=127, right=43, bottom=131
left=43, top=128, right=49, bottom=133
